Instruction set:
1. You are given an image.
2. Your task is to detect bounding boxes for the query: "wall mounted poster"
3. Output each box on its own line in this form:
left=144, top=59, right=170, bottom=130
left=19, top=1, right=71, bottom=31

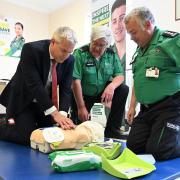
left=91, top=0, right=115, bottom=27
left=0, top=18, right=20, bottom=80
left=0, top=19, right=11, bottom=56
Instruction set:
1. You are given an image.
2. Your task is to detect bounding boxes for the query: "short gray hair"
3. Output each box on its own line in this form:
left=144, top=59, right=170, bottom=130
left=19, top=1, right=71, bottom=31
left=91, top=26, right=111, bottom=46
left=52, top=26, right=78, bottom=44
left=124, top=7, right=155, bottom=29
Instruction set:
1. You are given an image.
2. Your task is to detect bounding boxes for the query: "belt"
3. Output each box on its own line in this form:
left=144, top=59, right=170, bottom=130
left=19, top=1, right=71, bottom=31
left=142, top=91, right=180, bottom=109
left=142, top=97, right=168, bottom=109
left=142, top=103, right=157, bottom=109
left=143, top=104, right=152, bottom=108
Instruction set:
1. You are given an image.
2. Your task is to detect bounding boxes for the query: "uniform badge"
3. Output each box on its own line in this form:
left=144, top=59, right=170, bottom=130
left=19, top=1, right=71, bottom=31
left=86, top=61, right=95, bottom=67
left=146, top=67, right=159, bottom=78
left=162, top=30, right=179, bottom=38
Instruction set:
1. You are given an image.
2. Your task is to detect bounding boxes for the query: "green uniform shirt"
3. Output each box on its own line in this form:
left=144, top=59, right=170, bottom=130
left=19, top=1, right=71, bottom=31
left=132, top=27, right=180, bottom=104
left=6, top=36, right=25, bottom=57
left=10, top=36, right=25, bottom=51
left=73, top=45, right=123, bottom=96
left=112, top=44, right=126, bottom=75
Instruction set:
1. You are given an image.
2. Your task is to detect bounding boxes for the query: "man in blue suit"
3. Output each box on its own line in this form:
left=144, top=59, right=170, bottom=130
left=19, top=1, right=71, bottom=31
left=0, top=27, right=77, bottom=145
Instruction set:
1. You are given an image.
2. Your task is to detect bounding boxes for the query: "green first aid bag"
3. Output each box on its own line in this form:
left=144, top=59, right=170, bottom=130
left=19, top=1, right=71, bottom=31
left=49, top=150, right=101, bottom=172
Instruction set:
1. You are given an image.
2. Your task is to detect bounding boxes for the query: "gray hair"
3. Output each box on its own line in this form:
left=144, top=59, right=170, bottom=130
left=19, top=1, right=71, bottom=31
left=91, top=26, right=111, bottom=46
left=124, top=7, right=155, bottom=29
left=52, top=26, right=78, bottom=44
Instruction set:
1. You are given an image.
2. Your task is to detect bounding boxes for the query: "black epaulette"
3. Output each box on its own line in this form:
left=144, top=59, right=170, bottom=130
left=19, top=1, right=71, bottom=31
left=20, top=36, right=25, bottom=40
left=106, top=47, right=115, bottom=54
left=162, top=30, right=179, bottom=38
left=79, top=45, right=89, bottom=52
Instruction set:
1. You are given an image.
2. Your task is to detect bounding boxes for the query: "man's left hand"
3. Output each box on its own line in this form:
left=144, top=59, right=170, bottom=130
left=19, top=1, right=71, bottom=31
left=101, top=83, right=115, bottom=104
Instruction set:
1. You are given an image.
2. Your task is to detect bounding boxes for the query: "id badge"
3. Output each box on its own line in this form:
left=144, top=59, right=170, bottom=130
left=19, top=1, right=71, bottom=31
left=146, top=67, right=159, bottom=78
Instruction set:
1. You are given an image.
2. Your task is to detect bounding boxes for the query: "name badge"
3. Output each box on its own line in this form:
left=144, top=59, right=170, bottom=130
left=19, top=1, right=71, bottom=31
left=146, top=67, right=159, bottom=78
left=86, top=61, right=95, bottom=67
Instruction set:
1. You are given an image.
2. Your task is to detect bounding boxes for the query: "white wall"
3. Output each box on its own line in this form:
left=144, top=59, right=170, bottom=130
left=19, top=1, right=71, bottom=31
left=49, top=0, right=91, bottom=48
left=0, top=0, right=50, bottom=42
left=128, top=0, right=180, bottom=31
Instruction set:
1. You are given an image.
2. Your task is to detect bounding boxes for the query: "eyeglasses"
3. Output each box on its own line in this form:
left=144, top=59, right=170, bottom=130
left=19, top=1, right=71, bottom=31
left=91, top=41, right=107, bottom=49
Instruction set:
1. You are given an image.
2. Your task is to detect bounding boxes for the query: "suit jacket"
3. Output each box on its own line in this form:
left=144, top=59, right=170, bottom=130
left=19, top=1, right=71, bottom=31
left=0, top=40, right=74, bottom=118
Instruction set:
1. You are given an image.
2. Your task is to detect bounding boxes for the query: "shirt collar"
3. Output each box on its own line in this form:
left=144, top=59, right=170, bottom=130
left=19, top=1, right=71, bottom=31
left=149, top=26, right=162, bottom=45
left=49, top=46, right=54, bottom=60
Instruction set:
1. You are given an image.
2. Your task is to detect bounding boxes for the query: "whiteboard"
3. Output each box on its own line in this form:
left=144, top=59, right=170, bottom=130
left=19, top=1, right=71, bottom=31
left=0, top=56, right=19, bottom=80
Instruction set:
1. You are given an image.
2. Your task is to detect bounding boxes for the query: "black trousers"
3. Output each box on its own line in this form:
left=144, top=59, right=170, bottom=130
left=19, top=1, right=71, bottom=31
left=71, top=84, right=129, bottom=139
left=127, top=92, right=180, bottom=160
left=0, top=102, right=54, bottom=145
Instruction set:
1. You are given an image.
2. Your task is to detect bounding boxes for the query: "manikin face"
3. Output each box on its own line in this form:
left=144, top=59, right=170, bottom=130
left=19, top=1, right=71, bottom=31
left=111, top=5, right=126, bottom=43
left=90, top=38, right=108, bottom=59
left=125, top=18, right=152, bottom=48
left=50, top=38, right=75, bottom=63
left=15, top=24, right=23, bottom=37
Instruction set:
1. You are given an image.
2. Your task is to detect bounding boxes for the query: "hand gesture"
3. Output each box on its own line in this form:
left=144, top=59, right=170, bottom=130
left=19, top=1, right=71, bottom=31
left=78, top=106, right=90, bottom=122
left=101, top=83, right=115, bottom=104
left=52, top=110, right=75, bottom=130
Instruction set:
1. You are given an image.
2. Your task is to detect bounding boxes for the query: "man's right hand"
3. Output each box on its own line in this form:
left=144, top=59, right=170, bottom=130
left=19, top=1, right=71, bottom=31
left=78, top=106, right=90, bottom=122
left=51, top=110, right=75, bottom=130
left=127, top=107, right=136, bottom=125
left=127, top=85, right=137, bottom=125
